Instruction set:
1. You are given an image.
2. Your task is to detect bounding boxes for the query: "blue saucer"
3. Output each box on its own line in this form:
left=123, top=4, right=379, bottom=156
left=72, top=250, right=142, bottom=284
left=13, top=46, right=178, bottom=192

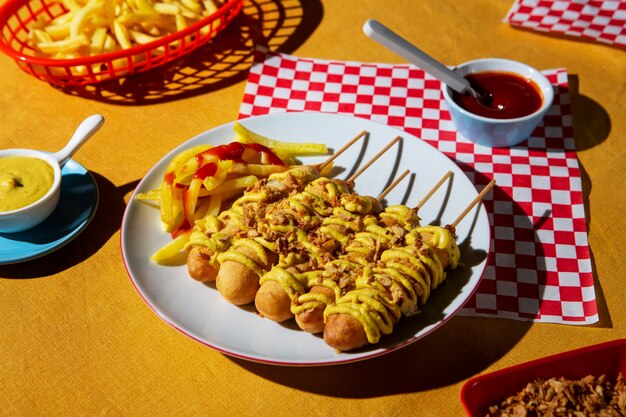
left=0, top=160, right=98, bottom=264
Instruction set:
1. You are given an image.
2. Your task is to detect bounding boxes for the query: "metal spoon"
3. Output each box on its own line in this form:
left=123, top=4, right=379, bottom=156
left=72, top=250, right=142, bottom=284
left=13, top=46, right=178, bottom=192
left=363, top=19, right=491, bottom=106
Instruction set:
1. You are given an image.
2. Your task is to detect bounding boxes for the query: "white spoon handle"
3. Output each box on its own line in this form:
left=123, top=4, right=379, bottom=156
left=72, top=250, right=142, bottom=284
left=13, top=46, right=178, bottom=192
left=363, top=19, right=470, bottom=94
left=53, top=114, right=105, bottom=167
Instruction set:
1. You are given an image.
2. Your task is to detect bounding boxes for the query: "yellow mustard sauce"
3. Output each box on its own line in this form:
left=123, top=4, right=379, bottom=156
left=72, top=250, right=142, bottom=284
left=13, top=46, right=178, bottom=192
left=185, top=213, right=237, bottom=258
left=273, top=166, right=320, bottom=186
left=380, top=248, right=432, bottom=305
left=187, top=166, right=321, bottom=260
left=184, top=164, right=464, bottom=351
left=339, top=205, right=411, bottom=254
left=343, top=222, right=395, bottom=261
left=262, top=167, right=319, bottom=194
left=292, top=288, right=334, bottom=314
left=325, top=287, right=401, bottom=344
left=231, top=191, right=266, bottom=208
left=366, top=270, right=421, bottom=317
left=300, top=190, right=333, bottom=216
left=415, top=244, right=445, bottom=289
left=340, top=194, right=373, bottom=214
left=379, top=205, right=421, bottom=229
left=322, top=223, right=462, bottom=342
left=290, top=270, right=338, bottom=314
left=294, top=232, right=326, bottom=258
left=368, top=262, right=420, bottom=305
left=0, top=156, right=54, bottom=212
left=316, top=224, right=350, bottom=245
left=411, top=225, right=460, bottom=269
left=217, top=238, right=268, bottom=277
left=260, top=266, right=307, bottom=299
left=286, top=198, right=316, bottom=225
left=291, top=257, right=361, bottom=314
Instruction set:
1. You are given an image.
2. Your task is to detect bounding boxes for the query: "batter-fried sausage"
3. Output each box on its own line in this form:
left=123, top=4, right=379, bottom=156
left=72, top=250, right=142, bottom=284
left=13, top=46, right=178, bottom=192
left=187, top=246, right=219, bottom=282
left=216, top=240, right=278, bottom=305
left=294, top=285, right=335, bottom=334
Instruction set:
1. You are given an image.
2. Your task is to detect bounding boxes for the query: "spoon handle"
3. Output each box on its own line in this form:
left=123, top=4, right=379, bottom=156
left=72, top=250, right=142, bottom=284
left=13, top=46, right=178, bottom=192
left=363, top=19, right=470, bottom=94
left=53, top=114, right=105, bottom=167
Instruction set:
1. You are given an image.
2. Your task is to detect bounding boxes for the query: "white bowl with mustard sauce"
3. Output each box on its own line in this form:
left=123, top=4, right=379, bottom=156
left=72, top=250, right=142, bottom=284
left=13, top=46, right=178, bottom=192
left=0, top=114, right=104, bottom=233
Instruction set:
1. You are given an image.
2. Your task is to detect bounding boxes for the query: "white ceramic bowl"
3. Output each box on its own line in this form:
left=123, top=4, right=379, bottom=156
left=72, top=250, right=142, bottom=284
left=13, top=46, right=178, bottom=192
left=0, top=149, right=62, bottom=233
left=0, top=114, right=104, bottom=233
left=442, top=58, right=554, bottom=148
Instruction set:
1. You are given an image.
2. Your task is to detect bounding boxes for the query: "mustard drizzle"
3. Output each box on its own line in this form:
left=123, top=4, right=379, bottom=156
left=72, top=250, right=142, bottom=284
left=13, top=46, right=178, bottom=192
left=184, top=166, right=461, bottom=348
left=322, top=223, right=459, bottom=344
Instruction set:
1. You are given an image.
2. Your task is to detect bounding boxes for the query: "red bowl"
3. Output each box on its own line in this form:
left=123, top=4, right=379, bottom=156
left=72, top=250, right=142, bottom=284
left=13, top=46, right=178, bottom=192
left=461, top=339, right=626, bottom=416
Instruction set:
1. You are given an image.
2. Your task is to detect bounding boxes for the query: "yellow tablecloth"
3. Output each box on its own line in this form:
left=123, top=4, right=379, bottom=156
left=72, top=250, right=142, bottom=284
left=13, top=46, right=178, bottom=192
left=1, top=1, right=624, bottom=415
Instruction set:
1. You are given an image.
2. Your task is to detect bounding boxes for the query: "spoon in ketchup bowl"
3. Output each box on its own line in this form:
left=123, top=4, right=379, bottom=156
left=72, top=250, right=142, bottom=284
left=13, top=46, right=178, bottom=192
left=442, top=58, right=554, bottom=147
left=363, top=19, right=493, bottom=107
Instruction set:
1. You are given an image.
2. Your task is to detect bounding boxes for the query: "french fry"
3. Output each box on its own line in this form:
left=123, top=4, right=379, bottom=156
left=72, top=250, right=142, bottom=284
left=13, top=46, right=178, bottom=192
left=61, top=0, right=82, bottom=13
left=183, top=178, right=203, bottom=227
left=134, top=189, right=160, bottom=200
left=138, top=123, right=329, bottom=263
left=36, top=35, right=89, bottom=54
left=229, top=163, right=289, bottom=177
left=26, top=0, right=226, bottom=66
left=199, top=175, right=258, bottom=196
left=233, top=122, right=328, bottom=159
left=195, top=193, right=221, bottom=220
left=129, top=29, right=159, bottom=45
left=112, top=19, right=132, bottom=49
left=181, top=0, right=202, bottom=15
left=90, top=27, right=108, bottom=54
left=69, top=0, right=104, bottom=38
left=201, top=160, right=232, bottom=192
left=151, top=230, right=192, bottom=264
left=31, top=29, right=54, bottom=43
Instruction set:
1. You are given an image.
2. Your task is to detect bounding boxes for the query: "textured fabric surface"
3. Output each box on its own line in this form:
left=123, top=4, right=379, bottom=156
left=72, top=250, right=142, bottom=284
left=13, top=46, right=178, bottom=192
left=0, top=0, right=623, bottom=415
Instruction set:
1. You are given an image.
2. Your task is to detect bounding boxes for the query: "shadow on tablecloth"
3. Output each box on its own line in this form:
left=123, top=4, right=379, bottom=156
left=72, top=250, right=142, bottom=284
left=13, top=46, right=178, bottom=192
left=228, top=316, right=532, bottom=397
left=568, top=74, right=611, bottom=330
left=0, top=173, right=137, bottom=279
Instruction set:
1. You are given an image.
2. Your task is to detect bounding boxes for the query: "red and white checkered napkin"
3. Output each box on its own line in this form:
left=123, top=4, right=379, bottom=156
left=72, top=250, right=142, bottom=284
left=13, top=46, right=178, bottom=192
left=505, top=0, right=626, bottom=49
left=238, top=50, right=598, bottom=325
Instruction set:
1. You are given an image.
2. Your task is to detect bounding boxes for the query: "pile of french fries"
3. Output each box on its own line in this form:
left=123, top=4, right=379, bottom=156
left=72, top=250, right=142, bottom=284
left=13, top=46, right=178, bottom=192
left=135, top=122, right=329, bottom=263
left=27, top=0, right=224, bottom=64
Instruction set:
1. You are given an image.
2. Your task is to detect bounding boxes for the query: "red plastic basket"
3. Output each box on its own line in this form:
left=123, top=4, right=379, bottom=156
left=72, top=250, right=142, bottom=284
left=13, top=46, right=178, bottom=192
left=461, top=339, right=626, bottom=416
left=0, top=0, right=244, bottom=86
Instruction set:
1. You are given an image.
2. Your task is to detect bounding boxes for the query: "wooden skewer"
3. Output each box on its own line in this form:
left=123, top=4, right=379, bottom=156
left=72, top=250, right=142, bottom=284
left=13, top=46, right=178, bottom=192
left=347, top=135, right=402, bottom=183
left=414, top=171, right=452, bottom=211
left=377, top=169, right=410, bottom=201
left=315, top=130, right=367, bottom=172
left=449, top=178, right=496, bottom=229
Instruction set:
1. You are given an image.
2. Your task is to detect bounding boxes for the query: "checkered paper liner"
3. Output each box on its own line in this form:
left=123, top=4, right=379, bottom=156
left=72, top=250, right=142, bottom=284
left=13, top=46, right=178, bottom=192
left=505, top=0, right=626, bottom=49
left=238, top=50, right=598, bottom=325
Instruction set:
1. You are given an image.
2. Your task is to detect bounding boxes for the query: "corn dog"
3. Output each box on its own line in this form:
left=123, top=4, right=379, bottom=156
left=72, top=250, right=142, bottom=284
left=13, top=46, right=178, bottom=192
left=323, top=225, right=460, bottom=351
left=185, top=166, right=320, bottom=282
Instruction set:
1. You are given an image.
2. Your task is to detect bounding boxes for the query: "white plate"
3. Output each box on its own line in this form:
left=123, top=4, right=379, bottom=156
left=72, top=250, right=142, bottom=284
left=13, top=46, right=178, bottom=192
left=121, top=112, right=491, bottom=366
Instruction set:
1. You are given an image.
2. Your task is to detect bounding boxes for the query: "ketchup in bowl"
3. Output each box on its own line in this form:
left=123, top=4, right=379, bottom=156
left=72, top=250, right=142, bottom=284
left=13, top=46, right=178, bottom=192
left=452, top=71, right=543, bottom=119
